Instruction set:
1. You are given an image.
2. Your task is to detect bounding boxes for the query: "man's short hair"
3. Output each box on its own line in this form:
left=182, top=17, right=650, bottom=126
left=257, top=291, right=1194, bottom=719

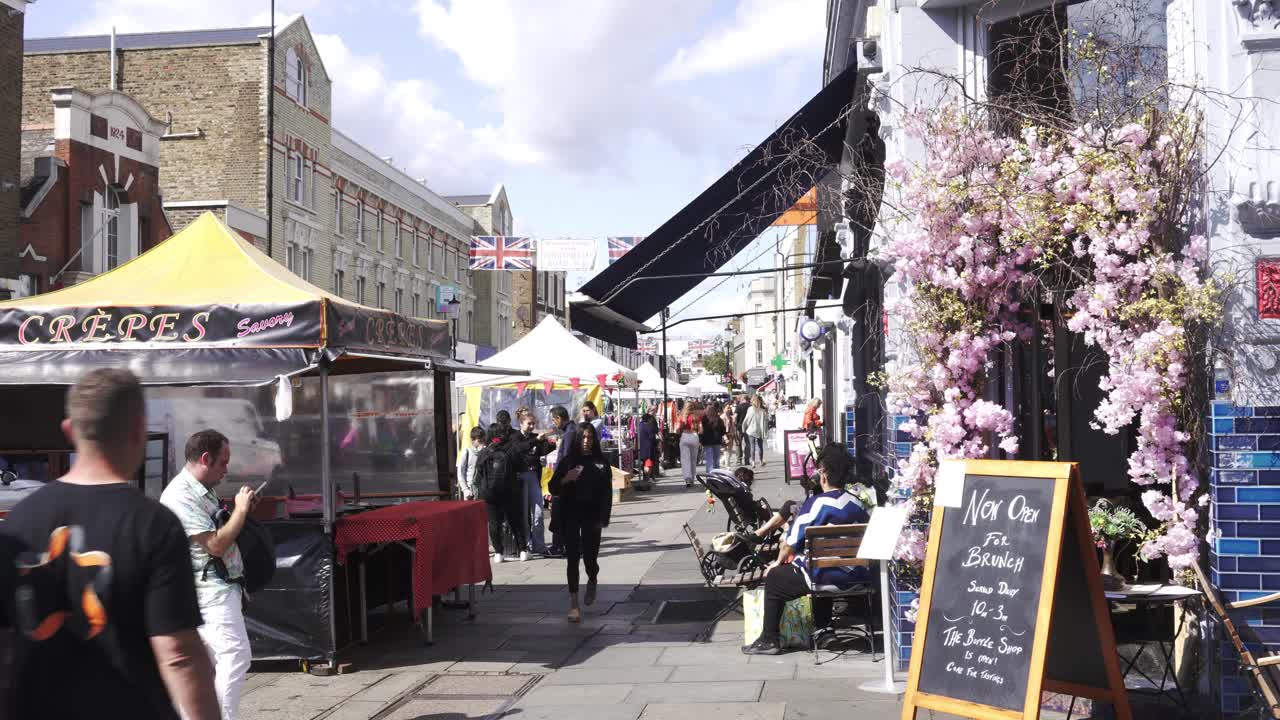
left=66, top=369, right=144, bottom=450
left=185, top=429, right=229, bottom=464
left=495, top=410, right=512, bottom=426
left=818, top=443, right=852, bottom=488
left=549, top=406, right=569, bottom=422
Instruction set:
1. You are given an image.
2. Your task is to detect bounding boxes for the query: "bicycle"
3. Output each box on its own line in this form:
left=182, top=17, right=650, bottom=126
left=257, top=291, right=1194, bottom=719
left=795, top=430, right=822, bottom=498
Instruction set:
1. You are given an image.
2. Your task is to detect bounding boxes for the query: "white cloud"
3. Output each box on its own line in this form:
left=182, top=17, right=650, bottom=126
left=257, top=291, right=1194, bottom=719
left=413, top=0, right=723, bottom=175
left=658, top=0, right=825, bottom=84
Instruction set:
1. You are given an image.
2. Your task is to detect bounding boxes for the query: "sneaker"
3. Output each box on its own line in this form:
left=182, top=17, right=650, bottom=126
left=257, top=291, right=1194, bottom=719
left=492, top=553, right=504, bottom=564
left=546, top=545, right=565, bottom=558
left=584, top=580, right=597, bottom=606
left=519, top=551, right=530, bottom=562
left=741, top=637, right=782, bottom=656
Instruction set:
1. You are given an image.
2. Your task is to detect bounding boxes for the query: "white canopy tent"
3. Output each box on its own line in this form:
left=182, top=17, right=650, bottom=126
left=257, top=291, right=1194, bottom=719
left=635, top=361, right=687, bottom=398
left=457, top=315, right=636, bottom=388
left=686, top=373, right=729, bottom=396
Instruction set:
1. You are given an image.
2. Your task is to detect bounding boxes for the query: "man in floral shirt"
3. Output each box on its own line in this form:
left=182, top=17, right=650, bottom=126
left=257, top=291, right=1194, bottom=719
left=160, top=430, right=255, bottom=720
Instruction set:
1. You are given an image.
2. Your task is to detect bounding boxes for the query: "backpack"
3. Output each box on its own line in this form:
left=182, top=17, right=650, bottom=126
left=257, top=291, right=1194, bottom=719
left=475, top=445, right=514, bottom=503
left=204, top=510, right=277, bottom=595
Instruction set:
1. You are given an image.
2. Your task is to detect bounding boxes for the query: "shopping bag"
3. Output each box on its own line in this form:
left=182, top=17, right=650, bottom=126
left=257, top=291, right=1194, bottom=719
left=742, top=586, right=814, bottom=648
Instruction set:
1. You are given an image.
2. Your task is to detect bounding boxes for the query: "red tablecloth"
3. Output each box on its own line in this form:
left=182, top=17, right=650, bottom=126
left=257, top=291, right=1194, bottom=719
left=335, top=500, right=492, bottom=614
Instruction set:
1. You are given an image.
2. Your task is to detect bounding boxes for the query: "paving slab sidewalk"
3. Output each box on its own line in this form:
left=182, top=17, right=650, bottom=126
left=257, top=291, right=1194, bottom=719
left=242, top=449, right=904, bottom=720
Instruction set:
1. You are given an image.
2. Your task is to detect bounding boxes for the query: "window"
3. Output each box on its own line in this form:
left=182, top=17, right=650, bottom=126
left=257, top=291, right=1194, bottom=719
left=537, top=272, right=545, bottom=302
left=375, top=213, right=384, bottom=252
left=466, top=310, right=474, bottom=341
left=356, top=275, right=366, bottom=304
left=755, top=339, right=764, bottom=366
left=394, top=288, right=404, bottom=314
left=443, top=249, right=451, bottom=278
left=333, top=191, right=343, bottom=235
left=412, top=232, right=420, bottom=266
left=754, top=304, right=762, bottom=327
left=455, top=250, right=463, bottom=281
left=412, top=292, right=420, bottom=317
left=333, top=268, right=345, bottom=296
left=286, top=243, right=312, bottom=281
left=394, top=223, right=403, bottom=258
left=104, top=187, right=121, bottom=270
left=428, top=242, right=438, bottom=272
left=355, top=200, right=365, bottom=244
left=309, top=163, right=316, bottom=208
left=288, top=152, right=303, bottom=203
left=376, top=281, right=386, bottom=308
left=285, top=47, right=306, bottom=106
left=428, top=298, right=437, bottom=317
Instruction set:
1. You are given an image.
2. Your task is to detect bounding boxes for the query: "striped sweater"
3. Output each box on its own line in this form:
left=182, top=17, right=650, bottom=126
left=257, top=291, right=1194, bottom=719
left=788, top=488, right=872, bottom=589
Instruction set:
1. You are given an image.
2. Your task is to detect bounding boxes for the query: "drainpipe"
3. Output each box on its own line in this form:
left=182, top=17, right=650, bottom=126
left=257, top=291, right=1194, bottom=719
left=109, top=27, right=116, bottom=90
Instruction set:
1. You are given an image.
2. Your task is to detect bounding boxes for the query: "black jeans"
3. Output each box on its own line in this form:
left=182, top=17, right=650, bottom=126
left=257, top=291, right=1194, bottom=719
left=487, top=492, right=527, bottom=555
left=745, top=435, right=765, bottom=463
left=562, top=510, right=603, bottom=594
left=762, top=564, right=831, bottom=643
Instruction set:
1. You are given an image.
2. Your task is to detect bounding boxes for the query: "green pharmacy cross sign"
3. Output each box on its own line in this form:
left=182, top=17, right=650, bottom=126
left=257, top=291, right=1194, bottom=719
left=770, top=353, right=789, bottom=371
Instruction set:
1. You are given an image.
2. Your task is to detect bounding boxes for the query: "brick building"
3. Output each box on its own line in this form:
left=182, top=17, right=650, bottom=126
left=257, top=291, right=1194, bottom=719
left=19, top=87, right=170, bottom=292
left=0, top=0, right=31, bottom=296
left=23, top=19, right=494, bottom=346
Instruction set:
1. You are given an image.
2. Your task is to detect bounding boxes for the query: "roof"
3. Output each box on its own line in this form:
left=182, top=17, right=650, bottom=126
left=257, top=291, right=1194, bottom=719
left=0, top=211, right=353, bottom=309
left=457, top=315, right=635, bottom=387
left=25, top=26, right=270, bottom=54
left=445, top=194, right=491, bottom=207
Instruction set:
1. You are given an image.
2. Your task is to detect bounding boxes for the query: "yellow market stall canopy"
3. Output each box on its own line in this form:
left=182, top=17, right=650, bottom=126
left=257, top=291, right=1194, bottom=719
left=0, top=212, right=451, bottom=384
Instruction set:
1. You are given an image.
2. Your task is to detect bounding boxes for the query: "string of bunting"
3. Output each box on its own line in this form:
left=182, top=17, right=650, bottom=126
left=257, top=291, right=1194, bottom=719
left=468, top=236, right=643, bottom=272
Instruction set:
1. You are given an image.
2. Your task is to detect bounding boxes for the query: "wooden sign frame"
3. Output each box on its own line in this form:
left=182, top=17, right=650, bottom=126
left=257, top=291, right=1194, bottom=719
left=900, top=460, right=1132, bottom=720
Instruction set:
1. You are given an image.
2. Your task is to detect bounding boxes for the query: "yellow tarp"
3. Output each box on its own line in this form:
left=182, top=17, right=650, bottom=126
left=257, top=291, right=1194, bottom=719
left=0, top=212, right=351, bottom=310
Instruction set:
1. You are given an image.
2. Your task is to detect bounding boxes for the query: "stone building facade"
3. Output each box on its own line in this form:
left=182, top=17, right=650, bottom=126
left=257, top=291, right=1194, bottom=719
left=0, top=0, right=30, bottom=293
left=825, top=0, right=1280, bottom=715
left=19, top=87, right=171, bottom=292
left=22, top=18, right=488, bottom=343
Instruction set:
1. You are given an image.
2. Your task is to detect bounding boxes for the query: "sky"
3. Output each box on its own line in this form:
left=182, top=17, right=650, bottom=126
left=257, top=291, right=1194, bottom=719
left=23, top=0, right=824, bottom=348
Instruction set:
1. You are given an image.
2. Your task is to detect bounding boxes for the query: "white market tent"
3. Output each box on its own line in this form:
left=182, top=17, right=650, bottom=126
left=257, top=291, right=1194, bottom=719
left=635, top=361, right=687, bottom=398
left=457, top=315, right=636, bottom=388
left=687, top=373, right=729, bottom=396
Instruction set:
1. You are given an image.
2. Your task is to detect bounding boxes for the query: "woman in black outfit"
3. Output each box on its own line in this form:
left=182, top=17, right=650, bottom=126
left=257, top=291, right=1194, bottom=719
left=549, top=422, right=613, bottom=622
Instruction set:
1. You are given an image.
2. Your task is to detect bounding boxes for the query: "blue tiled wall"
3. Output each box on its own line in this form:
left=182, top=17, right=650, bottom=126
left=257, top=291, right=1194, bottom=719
left=1210, top=384, right=1280, bottom=716
left=885, top=413, right=919, bottom=669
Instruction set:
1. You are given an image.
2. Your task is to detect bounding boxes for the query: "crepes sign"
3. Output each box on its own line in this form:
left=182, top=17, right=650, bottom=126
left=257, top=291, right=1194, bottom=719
left=0, top=304, right=322, bottom=348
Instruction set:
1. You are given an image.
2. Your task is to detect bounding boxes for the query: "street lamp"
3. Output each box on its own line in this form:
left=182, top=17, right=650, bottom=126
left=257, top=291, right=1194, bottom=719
left=443, top=295, right=462, bottom=359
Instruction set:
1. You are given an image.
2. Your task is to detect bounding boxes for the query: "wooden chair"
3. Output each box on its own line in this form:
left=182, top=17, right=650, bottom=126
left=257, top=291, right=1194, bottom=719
left=1194, top=564, right=1280, bottom=718
left=802, top=523, right=878, bottom=664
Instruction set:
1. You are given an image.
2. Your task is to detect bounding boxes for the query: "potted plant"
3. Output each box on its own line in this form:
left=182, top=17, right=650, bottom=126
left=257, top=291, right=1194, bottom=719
left=1088, top=498, right=1147, bottom=591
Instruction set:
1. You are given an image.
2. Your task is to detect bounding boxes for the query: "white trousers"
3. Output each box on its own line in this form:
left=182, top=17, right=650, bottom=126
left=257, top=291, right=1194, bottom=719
left=198, top=591, right=251, bottom=720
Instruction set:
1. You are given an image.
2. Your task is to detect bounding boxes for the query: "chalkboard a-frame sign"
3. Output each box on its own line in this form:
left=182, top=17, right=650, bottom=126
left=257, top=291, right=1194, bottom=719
left=900, top=460, right=1132, bottom=720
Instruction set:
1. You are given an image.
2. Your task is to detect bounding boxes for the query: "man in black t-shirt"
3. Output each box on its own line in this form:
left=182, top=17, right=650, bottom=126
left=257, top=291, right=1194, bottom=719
left=0, top=369, right=220, bottom=720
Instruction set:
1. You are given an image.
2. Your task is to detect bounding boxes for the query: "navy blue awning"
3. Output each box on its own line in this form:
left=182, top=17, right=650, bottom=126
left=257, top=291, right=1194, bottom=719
left=571, top=62, right=862, bottom=348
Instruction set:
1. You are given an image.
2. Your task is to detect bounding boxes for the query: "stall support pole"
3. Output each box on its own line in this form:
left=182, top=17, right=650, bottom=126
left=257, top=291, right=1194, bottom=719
left=320, top=364, right=337, bottom=667
left=660, top=307, right=669, bottom=420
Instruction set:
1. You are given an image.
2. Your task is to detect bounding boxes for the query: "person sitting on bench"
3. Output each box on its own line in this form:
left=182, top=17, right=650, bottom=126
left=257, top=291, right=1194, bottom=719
left=741, top=443, right=871, bottom=655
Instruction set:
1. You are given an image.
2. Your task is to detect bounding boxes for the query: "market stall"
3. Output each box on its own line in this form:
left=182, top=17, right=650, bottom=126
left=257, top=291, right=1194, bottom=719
left=457, top=316, right=636, bottom=466
left=0, top=212, right=514, bottom=668
left=686, top=373, right=729, bottom=397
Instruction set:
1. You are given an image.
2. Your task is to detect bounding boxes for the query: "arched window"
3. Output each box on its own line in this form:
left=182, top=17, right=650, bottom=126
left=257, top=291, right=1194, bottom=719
left=285, top=47, right=306, bottom=106
left=105, top=187, right=121, bottom=270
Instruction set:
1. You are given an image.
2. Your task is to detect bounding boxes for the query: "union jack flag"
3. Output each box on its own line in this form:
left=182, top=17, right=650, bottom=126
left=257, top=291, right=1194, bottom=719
left=638, top=337, right=658, bottom=352
left=607, top=236, right=642, bottom=263
left=688, top=339, right=718, bottom=355
left=469, top=236, right=535, bottom=270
